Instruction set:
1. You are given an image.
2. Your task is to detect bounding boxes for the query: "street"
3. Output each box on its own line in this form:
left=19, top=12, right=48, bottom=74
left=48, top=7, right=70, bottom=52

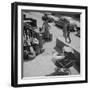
left=23, top=12, right=80, bottom=77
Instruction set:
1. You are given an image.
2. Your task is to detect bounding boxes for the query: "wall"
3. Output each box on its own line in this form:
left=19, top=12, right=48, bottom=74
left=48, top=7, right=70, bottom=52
left=0, top=0, right=89, bottom=90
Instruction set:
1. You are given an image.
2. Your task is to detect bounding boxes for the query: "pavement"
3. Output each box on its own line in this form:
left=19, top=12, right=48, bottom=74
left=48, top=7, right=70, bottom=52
left=23, top=12, right=80, bottom=77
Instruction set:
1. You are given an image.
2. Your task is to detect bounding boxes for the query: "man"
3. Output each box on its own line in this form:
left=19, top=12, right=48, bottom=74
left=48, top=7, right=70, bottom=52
left=42, top=14, right=49, bottom=21
left=42, top=20, right=51, bottom=41
left=39, top=28, right=44, bottom=53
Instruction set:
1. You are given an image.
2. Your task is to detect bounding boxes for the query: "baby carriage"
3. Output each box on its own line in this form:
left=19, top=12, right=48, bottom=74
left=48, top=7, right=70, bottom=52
left=52, top=47, right=75, bottom=75
left=55, top=52, right=75, bottom=75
